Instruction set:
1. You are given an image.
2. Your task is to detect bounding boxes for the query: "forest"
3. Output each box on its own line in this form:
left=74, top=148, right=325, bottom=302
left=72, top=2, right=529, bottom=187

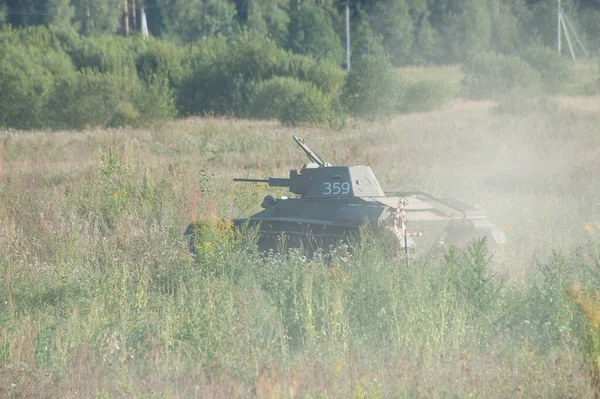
left=1, top=0, right=598, bottom=130
left=2, top=0, right=600, bottom=65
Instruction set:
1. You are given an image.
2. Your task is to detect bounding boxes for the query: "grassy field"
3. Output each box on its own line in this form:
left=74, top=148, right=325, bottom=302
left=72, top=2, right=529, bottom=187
left=1, top=96, right=600, bottom=397
left=397, top=59, right=600, bottom=97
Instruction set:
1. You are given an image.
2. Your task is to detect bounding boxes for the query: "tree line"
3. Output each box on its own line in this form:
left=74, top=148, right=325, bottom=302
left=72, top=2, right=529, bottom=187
left=1, top=0, right=599, bottom=65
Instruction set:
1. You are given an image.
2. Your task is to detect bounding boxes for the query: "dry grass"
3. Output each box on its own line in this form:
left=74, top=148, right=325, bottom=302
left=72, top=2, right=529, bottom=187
left=1, top=97, right=600, bottom=397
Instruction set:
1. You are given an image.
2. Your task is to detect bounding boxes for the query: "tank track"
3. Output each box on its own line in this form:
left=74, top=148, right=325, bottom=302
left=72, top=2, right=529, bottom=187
left=256, top=230, right=352, bottom=255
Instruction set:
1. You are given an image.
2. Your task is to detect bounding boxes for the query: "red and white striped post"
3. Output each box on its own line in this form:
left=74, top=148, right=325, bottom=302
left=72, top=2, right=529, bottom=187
left=394, top=197, right=423, bottom=263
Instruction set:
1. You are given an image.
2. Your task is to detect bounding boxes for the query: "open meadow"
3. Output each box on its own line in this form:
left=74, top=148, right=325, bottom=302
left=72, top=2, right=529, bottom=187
left=1, top=97, right=600, bottom=397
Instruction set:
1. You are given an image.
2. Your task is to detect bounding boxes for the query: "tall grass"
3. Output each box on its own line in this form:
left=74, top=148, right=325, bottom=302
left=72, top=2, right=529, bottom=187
left=0, top=101, right=600, bottom=396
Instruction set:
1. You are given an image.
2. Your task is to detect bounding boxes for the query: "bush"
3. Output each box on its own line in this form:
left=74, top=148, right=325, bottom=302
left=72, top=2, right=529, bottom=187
left=277, top=52, right=345, bottom=98
left=48, top=70, right=175, bottom=129
left=286, top=3, right=344, bottom=63
left=399, top=80, right=455, bottom=113
left=177, top=36, right=281, bottom=116
left=519, top=45, right=573, bottom=93
left=341, top=54, right=401, bottom=120
left=67, top=35, right=137, bottom=75
left=177, top=35, right=345, bottom=118
left=250, top=77, right=333, bottom=126
left=135, top=39, right=188, bottom=89
left=0, top=44, right=65, bottom=129
left=0, top=28, right=178, bottom=130
left=461, top=51, right=542, bottom=100
left=0, top=25, right=68, bottom=52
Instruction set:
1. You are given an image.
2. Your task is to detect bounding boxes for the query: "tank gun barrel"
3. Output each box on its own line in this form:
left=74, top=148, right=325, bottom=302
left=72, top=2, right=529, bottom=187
left=233, top=177, right=290, bottom=187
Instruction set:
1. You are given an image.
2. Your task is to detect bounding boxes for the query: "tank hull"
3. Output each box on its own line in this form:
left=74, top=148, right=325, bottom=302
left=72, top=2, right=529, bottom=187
left=185, top=194, right=506, bottom=255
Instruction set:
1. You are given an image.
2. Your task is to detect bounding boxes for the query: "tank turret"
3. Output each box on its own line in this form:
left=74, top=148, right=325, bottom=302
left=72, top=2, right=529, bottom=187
left=232, top=136, right=385, bottom=199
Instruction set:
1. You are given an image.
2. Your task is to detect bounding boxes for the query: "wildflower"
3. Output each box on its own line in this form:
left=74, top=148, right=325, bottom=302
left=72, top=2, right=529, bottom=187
left=108, top=191, right=128, bottom=200
left=334, top=358, right=347, bottom=374
left=583, top=223, right=595, bottom=234
left=570, top=287, right=600, bottom=328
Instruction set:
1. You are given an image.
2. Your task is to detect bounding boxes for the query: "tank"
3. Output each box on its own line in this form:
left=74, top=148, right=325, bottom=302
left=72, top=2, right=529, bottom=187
left=185, top=135, right=506, bottom=255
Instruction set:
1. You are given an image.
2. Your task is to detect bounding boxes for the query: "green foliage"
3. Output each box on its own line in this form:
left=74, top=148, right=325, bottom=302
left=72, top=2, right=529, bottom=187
left=2, top=0, right=599, bottom=68
left=48, top=70, right=175, bottom=129
left=409, top=4, right=439, bottom=64
left=0, top=28, right=174, bottom=130
left=399, top=79, right=454, bottom=113
left=347, top=6, right=386, bottom=62
left=519, top=45, right=573, bottom=93
left=177, top=35, right=281, bottom=116
left=177, top=35, right=344, bottom=117
left=189, top=217, right=237, bottom=273
left=135, top=39, right=188, bottom=88
left=69, top=0, right=123, bottom=34
left=461, top=51, right=541, bottom=100
left=444, top=239, right=502, bottom=314
left=521, top=0, right=576, bottom=49
left=579, top=8, right=600, bottom=55
left=0, top=25, right=77, bottom=55
left=286, top=2, right=344, bottom=63
left=277, top=53, right=345, bottom=98
left=487, top=0, right=526, bottom=54
left=428, top=0, right=493, bottom=62
left=247, top=0, right=290, bottom=47
left=155, top=0, right=238, bottom=42
left=0, top=4, right=6, bottom=27
left=0, top=44, right=60, bottom=129
left=250, top=76, right=333, bottom=125
left=369, top=0, right=413, bottom=65
left=341, top=54, right=401, bottom=120
left=47, top=0, right=76, bottom=28
left=66, top=35, right=137, bottom=75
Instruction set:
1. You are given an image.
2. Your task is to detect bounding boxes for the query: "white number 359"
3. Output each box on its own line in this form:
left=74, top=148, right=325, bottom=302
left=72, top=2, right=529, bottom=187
left=323, top=182, right=350, bottom=195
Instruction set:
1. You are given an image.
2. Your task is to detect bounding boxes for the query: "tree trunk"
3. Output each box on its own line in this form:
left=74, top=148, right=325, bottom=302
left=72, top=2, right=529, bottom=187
left=123, top=0, right=129, bottom=36
left=131, top=0, right=137, bottom=31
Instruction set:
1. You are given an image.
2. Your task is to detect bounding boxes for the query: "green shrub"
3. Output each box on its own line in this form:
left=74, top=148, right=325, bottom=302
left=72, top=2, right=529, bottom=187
left=186, top=36, right=230, bottom=71
left=177, top=35, right=345, bottom=118
left=177, top=36, right=281, bottom=116
left=0, top=28, right=175, bottom=130
left=399, top=79, right=455, bottom=113
left=0, top=44, right=61, bottom=129
left=135, top=39, right=188, bottom=89
left=0, top=25, right=62, bottom=51
left=341, top=54, right=401, bottom=120
left=67, top=35, right=136, bottom=75
left=519, top=45, right=572, bottom=93
left=277, top=52, right=345, bottom=98
left=250, top=77, right=333, bottom=126
left=132, top=77, right=177, bottom=123
left=48, top=70, right=133, bottom=128
left=286, top=2, right=344, bottom=63
left=461, top=51, right=542, bottom=100
left=48, top=70, right=175, bottom=129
